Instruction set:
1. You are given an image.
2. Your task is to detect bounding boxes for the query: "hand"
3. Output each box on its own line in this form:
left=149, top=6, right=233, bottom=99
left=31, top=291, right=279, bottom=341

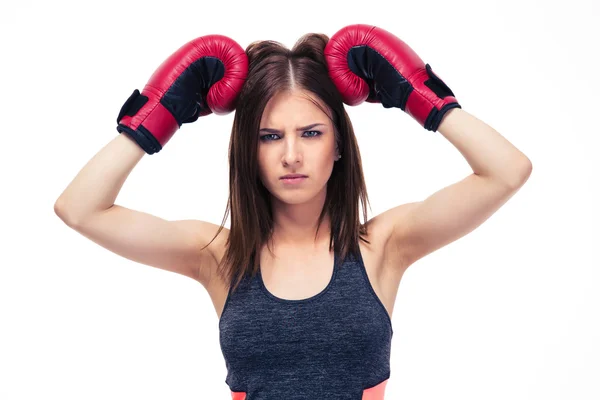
left=116, top=35, right=248, bottom=154
left=324, top=24, right=461, bottom=132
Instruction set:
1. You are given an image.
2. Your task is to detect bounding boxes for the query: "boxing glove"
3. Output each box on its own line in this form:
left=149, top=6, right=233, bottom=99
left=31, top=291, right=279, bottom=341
left=324, top=24, right=461, bottom=132
left=117, top=35, right=248, bottom=154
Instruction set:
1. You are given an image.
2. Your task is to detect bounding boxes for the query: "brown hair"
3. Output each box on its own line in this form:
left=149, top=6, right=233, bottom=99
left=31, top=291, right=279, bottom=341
left=204, top=33, right=372, bottom=294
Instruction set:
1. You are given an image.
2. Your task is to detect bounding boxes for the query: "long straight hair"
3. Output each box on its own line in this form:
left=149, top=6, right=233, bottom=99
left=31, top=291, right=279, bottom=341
left=204, top=33, right=372, bottom=294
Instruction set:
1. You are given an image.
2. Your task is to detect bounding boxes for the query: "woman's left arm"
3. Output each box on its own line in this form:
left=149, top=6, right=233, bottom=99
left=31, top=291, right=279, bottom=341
left=438, top=107, right=531, bottom=186
left=386, top=108, right=532, bottom=269
left=325, top=24, right=532, bottom=269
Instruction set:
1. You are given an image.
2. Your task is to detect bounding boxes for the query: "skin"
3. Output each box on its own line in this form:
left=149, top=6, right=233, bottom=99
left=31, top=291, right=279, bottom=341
left=257, top=88, right=341, bottom=253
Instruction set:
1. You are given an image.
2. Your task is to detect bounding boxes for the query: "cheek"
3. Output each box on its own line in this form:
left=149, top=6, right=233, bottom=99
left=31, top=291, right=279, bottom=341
left=257, top=152, right=272, bottom=172
left=256, top=153, right=277, bottom=187
left=310, top=154, right=336, bottom=181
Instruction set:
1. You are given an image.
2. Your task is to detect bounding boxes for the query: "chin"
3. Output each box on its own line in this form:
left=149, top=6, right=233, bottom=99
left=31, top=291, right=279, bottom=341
left=273, top=191, right=312, bottom=205
left=270, top=183, right=328, bottom=206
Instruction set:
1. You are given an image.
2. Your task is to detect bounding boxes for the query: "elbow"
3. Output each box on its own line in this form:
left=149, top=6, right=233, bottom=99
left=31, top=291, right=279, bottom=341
left=54, top=198, right=65, bottom=219
left=54, top=198, right=77, bottom=227
left=509, top=157, right=533, bottom=189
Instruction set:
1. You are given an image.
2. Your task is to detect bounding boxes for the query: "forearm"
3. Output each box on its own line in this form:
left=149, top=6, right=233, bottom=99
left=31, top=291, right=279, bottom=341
left=54, top=134, right=145, bottom=224
left=437, top=108, right=532, bottom=187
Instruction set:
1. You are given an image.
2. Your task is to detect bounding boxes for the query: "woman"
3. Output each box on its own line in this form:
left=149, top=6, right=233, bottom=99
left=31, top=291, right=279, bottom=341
left=54, top=25, right=532, bottom=399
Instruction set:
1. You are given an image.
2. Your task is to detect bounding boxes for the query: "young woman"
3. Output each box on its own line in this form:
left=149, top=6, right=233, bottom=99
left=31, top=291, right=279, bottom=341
left=54, top=25, right=532, bottom=399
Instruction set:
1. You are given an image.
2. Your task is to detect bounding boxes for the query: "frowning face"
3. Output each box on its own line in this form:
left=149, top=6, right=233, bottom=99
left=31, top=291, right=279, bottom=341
left=257, top=89, right=339, bottom=206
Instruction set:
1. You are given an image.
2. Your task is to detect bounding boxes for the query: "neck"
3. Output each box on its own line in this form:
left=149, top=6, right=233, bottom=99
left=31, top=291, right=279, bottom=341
left=269, top=191, right=330, bottom=250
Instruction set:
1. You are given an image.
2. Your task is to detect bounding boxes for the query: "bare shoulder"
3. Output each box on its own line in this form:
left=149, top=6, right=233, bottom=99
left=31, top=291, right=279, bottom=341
left=179, top=220, right=229, bottom=289
left=357, top=204, right=417, bottom=319
left=364, top=202, right=419, bottom=270
left=188, top=221, right=232, bottom=319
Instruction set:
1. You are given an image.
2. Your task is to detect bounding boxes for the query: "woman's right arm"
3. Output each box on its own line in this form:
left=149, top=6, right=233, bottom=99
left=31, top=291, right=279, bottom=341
left=54, top=34, right=246, bottom=287
left=54, top=133, right=224, bottom=286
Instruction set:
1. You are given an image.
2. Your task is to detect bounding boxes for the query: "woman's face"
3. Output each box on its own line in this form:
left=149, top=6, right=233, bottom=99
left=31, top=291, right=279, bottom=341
left=257, top=89, right=338, bottom=206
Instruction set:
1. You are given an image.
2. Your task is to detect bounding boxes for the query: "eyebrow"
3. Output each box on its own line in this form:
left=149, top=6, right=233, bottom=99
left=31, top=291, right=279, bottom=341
left=259, top=123, right=326, bottom=134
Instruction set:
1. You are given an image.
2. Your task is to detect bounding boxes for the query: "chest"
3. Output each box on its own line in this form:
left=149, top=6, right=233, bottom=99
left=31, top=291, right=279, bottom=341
left=210, top=240, right=404, bottom=323
left=260, top=247, right=337, bottom=301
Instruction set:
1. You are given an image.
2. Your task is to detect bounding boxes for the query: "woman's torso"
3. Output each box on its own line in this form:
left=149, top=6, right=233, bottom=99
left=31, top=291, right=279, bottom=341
left=206, top=228, right=405, bottom=325
left=212, top=227, right=405, bottom=399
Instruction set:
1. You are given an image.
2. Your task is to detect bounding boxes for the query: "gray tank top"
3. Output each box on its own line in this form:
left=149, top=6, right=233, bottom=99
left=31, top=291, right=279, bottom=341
left=218, top=243, right=393, bottom=399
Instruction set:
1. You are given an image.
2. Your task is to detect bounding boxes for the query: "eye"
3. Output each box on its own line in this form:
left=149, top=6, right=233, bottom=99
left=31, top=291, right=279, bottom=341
left=259, top=130, right=323, bottom=142
left=259, top=133, right=280, bottom=141
left=304, top=130, right=322, bottom=138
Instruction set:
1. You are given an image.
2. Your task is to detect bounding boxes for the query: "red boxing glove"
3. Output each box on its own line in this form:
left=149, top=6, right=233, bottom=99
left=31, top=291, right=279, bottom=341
left=117, top=35, right=248, bottom=154
left=324, top=24, right=461, bottom=132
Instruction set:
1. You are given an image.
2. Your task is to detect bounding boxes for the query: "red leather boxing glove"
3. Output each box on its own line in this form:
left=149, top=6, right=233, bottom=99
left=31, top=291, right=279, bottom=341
left=117, top=35, right=248, bottom=154
left=324, top=24, right=461, bottom=132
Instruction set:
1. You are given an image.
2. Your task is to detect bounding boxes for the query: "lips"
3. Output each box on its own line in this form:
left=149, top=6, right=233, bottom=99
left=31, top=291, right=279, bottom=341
left=280, top=175, right=307, bottom=185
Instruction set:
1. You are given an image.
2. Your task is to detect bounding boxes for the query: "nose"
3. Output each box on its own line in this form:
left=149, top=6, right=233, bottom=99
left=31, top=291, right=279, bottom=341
left=282, top=136, right=302, bottom=166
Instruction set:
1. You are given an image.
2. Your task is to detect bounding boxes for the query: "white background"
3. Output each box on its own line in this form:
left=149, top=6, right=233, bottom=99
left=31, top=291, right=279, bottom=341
left=1, top=0, right=598, bottom=399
